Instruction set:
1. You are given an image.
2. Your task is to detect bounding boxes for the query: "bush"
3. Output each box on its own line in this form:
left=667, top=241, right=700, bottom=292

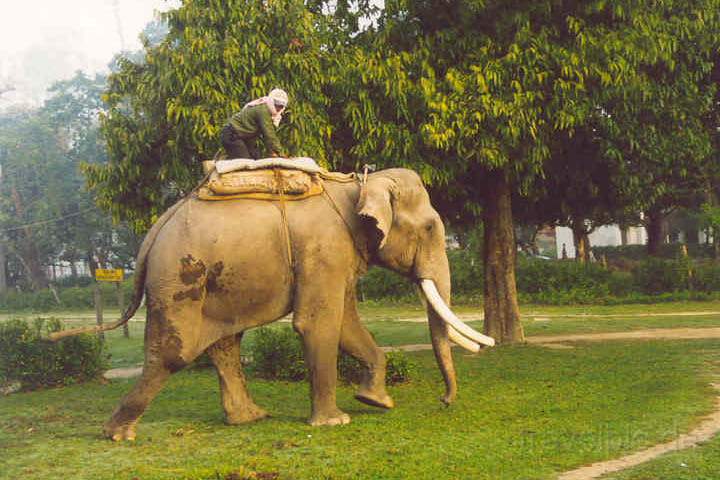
left=632, top=258, right=692, bottom=294
left=0, top=318, right=108, bottom=390
left=594, top=244, right=715, bottom=261
left=447, top=249, right=484, bottom=294
left=359, top=267, right=415, bottom=300
left=516, top=258, right=614, bottom=294
left=248, top=327, right=306, bottom=381
left=692, top=262, right=720, bottom=292
left=248, top=326, right=415, bottom=385
left=0, top=278, right=135, bottom=312
left=383, top=350, right=417, bottom=385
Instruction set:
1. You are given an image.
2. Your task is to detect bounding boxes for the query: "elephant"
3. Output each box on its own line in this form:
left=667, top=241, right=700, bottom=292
left=55, top=167, right=494, bottom=441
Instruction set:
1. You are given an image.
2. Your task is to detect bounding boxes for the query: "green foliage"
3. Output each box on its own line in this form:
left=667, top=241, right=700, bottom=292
left=633, top=258, right=692, bottom=294
left=446, top=248, right=484, bottom=294
left=594, top=244, right=716, bottom=261
left=248, top=327, right=306, bottom=382
left=692, top=262, right=720, bottom=292
left=382, top=350, right=417, bottom=385
left=359, top=267, right=415, bottom=300
left=0, top=72, right=139, bottom=293
left=0, top=280, right=134, bottom=312
left=0, top=318, right=108, bottom=389
left=90, top=0, right=344, bottom=232
left=516, top=258, right=613, bottom=295
left=357, top=251, right=720, bottom=305
left=337, top=348, right=416, bottom=385
left=248, top=326, right=414, bottom=384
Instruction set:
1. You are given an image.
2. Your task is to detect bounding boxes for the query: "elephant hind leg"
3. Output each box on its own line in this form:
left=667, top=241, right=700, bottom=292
left=103, top=361, right=171, bottom=441
left=340, top=293, right=394, bottom=410
left=206, top=333, right=268, bottom=424
left=104, top=301, right=198, bottom=441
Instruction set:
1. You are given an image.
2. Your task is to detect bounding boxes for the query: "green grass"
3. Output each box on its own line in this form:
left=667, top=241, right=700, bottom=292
left=1, top=340, right=718, bottom=479
left=605, top=436, right=720, bottom=479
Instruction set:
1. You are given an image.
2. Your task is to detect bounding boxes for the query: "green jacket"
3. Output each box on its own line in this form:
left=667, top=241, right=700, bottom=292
left=227, top=104, right=284, bottom=155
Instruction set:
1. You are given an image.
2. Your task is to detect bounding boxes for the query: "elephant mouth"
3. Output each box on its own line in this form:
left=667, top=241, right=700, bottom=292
left=418, top=279, right=496, bottom=352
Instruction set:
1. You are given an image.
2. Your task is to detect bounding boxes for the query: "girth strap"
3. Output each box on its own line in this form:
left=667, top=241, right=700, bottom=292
left=271, top=169, right=295, bottom=281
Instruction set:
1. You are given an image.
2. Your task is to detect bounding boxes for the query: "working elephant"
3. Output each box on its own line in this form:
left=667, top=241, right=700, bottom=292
left=54, top=168, right=494, bottom=440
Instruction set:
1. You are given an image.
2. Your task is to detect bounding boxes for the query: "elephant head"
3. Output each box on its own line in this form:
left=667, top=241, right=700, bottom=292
left=356, top=168, right=495, bottom=404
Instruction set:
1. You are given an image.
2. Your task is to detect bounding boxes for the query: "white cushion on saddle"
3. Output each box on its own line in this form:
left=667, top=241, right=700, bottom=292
left=215, top=157, right=322, bottom=175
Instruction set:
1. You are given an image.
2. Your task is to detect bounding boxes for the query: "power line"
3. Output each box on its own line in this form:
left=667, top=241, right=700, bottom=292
left=0, top=207, right=99, bottom=233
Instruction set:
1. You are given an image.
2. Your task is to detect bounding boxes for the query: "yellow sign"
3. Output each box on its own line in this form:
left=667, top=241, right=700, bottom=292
left=95, top=269, right=124, bottom=282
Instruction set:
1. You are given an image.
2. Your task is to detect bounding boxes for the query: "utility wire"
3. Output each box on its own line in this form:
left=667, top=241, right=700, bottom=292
left=0, top=207, right=98, bottom=233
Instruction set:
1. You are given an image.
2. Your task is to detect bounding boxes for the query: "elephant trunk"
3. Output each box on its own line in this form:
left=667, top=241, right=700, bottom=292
left=417, top=255, right=495, bottom=405
left=418, top=261, right=457, bottom=405
left=426, top=303, right=457, bottom=405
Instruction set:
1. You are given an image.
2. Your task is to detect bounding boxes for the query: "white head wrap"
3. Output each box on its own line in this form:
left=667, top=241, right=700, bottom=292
left=243, top=88, right=289, bottom=127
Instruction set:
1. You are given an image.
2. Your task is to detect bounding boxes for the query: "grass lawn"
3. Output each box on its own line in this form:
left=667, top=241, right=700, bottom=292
left=1, top=340, right=718, bottom=480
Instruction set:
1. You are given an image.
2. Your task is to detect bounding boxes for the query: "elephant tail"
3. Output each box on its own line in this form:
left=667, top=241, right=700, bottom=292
left=48, top=198, right=201, bottom=342
left=48, top=170, right=214, bottom=342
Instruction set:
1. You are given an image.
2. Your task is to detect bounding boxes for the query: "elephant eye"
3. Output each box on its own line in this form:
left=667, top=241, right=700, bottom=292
left=425, top=223, right=434, bottom=232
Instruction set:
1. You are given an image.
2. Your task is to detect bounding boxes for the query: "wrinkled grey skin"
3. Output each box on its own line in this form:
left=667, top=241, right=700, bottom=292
left=103, top=168, right=457, bottom=441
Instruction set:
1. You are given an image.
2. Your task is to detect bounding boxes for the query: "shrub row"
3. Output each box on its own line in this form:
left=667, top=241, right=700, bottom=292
left=0, top=318, right=108, bottom=390
left=3, top=253, right=720, bottom=311
left=248, top=326, right=415, bottom=385
left=0, top=279, right=134, bottom=312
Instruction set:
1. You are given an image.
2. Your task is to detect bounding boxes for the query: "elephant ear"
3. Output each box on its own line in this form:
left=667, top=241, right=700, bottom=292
left=356, top=176, right=396, bottom=250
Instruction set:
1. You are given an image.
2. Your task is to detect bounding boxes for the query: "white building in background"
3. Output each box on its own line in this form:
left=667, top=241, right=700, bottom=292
left=554, top=225, right=647, bottom=259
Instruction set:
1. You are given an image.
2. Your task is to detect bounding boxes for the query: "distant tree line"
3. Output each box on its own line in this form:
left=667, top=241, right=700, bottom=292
left=0, top=72, right=139, bottom=295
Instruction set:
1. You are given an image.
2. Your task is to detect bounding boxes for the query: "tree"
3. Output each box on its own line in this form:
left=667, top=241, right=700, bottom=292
left=43, top=71, right=139, bottom=275
left=339, top=0, right=720, bottom=342
left=86, top=0, right=720, bottom=345
left=0, top=110, right=63, bottom=289
left=0, top=72, right=139, bottom=291
left=87, top=0, right=344, bottom=233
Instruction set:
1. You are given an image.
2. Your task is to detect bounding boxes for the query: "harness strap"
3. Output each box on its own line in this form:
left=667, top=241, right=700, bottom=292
left=272, top=169, right=295, bottom=280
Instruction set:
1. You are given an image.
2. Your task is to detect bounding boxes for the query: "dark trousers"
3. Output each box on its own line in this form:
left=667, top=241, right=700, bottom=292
left=221, top=125, right=259, bottom=159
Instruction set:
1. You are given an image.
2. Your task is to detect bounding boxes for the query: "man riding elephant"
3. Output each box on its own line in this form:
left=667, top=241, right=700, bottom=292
left=220, top=88, right=288, bottom=159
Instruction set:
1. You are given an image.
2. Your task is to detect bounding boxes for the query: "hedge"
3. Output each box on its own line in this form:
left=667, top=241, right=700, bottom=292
left=0, top=318, right=108, bottom=390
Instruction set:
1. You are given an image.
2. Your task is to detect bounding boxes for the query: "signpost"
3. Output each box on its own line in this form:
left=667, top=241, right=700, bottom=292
left=95, top=268, right=127, bottom=339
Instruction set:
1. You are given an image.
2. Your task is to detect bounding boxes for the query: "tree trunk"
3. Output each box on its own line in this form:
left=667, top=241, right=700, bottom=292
left=482, top=170, right=524, bottom=344
left=645, top=208, right=665, bottom=257
left=620, top=226, right=628, bottom=246
left=0, top=242, right=7, bottom=295
left=87, top=251, right=98, bottom=278
left=571, top=220, right=591, bottom=263
left=9, top=185, right=48, bottom=290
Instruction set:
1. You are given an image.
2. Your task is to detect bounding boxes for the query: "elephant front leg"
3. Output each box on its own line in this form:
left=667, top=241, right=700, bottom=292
left=293, top=280, right=349, bottom=427
left=206, top=333, right=268, bottom=424
left=340, top=291, right=394, bottom=410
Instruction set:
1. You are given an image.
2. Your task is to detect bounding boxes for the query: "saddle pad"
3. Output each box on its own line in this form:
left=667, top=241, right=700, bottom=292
left=197, top=169, right=324, bottom=201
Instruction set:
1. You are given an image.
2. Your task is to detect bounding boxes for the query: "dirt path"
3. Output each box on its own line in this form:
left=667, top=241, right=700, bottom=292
left=390, top=311, right=720, bottom=323
left=379, top=327, right=720, bottom=352
left=558, top=384, right=720, bottom=480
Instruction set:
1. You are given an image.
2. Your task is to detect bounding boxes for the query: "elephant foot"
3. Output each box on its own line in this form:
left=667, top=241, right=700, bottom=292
left=308, top=409, right=351, bottom=427
left=355, top=389, right=395, bottom=409
left=103, top=421, right=137, bottom=442
left=225, top=404, right=269, bottom=425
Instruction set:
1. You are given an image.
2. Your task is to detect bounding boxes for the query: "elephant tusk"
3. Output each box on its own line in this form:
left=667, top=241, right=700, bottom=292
left=447, top=327, right=482, bottom=353
left=419, top=279, right=496, bottom=347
